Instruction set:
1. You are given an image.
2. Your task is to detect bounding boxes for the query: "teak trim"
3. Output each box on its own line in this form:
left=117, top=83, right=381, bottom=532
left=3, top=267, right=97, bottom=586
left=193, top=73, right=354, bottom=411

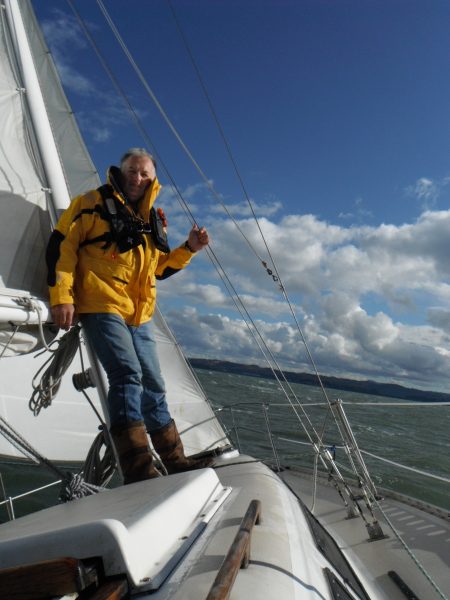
left=206, top=498, right=262, bottom=600
left=0, top=556, right=128, bottom=600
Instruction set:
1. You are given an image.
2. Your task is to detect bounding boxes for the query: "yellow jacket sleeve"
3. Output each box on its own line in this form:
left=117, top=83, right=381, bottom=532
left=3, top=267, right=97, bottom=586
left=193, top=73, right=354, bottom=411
left=155, top=244, right=195, bottom=280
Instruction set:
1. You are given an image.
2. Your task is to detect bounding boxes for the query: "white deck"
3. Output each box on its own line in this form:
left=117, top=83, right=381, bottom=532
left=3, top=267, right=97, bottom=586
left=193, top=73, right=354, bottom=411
left=0, top=456, right=358, bottom=599
left=280, top=468, right=450, bottom=600
left=0, top=468, right=230, bottom=591
left=140, top=456, right=365, bottom=600
left=1, top=457, right=448, bottom=599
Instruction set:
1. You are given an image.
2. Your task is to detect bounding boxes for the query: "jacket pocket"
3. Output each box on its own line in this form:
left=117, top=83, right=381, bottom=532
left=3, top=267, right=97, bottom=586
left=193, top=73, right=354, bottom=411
left=80, top=257, right=133, bottom=299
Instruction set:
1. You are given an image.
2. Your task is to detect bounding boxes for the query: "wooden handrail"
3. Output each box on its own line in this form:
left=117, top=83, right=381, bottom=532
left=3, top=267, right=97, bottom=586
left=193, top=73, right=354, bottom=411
left=206, top=499, right=262, bottom=600
left=0, top=556, right=128, bottom=600
left=0, top=557, right=99, bottom=600
left=87, top=577, right=129, bottom=600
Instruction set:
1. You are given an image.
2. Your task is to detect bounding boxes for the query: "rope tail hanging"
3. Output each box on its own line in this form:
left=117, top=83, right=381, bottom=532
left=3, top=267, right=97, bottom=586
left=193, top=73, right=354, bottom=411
left=0, top=415, right=103, bottom=502
left=29, top=325, right=81, bottom=416
left=26, top=323, right=117, bottom=488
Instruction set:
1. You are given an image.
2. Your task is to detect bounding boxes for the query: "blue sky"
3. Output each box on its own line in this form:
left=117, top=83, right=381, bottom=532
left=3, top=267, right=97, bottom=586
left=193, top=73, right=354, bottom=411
left=33, top=0, right=450, bottom=392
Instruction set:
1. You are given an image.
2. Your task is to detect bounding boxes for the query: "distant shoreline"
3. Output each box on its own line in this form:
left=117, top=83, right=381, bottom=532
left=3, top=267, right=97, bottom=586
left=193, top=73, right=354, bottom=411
left=189, top=357, right=450, bottom=402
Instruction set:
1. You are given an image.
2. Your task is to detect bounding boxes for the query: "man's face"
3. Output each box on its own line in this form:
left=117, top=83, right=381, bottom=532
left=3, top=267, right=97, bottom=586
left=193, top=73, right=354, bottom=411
left=121, top=155, right=156, bottom=202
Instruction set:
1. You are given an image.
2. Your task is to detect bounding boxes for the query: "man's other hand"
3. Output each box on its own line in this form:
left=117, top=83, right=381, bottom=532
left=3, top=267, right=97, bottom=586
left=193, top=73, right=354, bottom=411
left=51, top=303, right=75, bottom=330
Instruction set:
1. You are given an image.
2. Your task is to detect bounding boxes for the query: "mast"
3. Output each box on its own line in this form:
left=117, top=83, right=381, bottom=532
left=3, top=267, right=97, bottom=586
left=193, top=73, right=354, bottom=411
left=4, top=0, right=71, bottom=214
left=1, top=0, right=109, bottom=418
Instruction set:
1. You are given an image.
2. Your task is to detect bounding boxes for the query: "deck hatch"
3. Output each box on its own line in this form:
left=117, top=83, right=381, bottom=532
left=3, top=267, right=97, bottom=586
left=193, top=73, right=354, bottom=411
left=0, top=469, right=231, bottom=592
left=301, top=502, right=371, bottom=600
left=324, top=567, right=358, bottom=600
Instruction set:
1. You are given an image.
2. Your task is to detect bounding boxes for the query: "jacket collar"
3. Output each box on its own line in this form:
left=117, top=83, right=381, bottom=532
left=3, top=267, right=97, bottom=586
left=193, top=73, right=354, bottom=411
left=106, top=165, right=161, bottom=215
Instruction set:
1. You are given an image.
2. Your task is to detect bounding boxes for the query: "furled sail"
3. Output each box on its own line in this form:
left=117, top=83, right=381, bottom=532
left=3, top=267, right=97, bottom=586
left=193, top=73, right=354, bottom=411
left=0, top=0, right=228, bottom=462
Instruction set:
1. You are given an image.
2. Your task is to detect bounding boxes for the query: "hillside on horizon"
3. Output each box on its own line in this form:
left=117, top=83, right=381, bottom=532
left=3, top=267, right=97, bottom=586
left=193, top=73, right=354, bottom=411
left=189, top=358, right=450, bottom=403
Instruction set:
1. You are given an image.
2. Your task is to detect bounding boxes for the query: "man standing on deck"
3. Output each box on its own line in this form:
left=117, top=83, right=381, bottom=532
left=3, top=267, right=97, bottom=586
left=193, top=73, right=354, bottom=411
left=46, top=147, right=212, bottom=484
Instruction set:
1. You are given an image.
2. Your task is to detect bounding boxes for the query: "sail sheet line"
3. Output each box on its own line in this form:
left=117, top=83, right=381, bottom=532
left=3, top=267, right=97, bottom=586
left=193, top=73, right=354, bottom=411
left=0, top=414, right=104, bottom=501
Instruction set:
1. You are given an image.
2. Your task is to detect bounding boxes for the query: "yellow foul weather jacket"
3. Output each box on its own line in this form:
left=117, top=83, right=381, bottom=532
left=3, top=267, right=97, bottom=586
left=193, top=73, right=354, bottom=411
left=46, top=171, right=194, bottom=325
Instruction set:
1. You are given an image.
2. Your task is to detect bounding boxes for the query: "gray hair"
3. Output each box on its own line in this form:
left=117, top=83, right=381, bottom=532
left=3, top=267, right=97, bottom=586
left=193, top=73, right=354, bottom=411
left=120, top=148, right=157, bottom=170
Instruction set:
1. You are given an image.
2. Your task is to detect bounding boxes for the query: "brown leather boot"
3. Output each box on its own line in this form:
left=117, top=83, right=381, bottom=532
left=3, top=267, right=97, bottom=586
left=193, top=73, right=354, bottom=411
left=110, top=420, right=160, bottom=484
left=150, top=420, right=214, bottom=475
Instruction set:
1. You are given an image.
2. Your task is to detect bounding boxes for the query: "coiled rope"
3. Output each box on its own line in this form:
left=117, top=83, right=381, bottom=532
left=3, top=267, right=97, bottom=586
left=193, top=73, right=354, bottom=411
left=27, top=322, right=117, bottom=487
left=23, top=321, right=115, bottom=490
left=29, top=325, right=81, bottom=416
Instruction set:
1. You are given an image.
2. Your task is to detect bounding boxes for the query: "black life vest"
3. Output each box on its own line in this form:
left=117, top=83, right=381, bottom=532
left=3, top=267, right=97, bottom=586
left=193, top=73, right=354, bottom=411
left=80, top=184, right=170, bottom=254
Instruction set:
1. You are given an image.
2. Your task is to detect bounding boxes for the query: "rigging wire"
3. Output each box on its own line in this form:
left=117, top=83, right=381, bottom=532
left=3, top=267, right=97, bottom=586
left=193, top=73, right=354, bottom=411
left=56, top=0, right=346, bottom=494
left=73, top=0, right=383, bottom=512
left=163, top=3, right=386, bottom=510
left=95, top=0, right=264, bottom=265
left=165, top=0, right=334, bottom=408
left=165, top=1, right=367, bottom=492
left=89, top=0, right=340, bottom=452
left=65, top=0, right=331, bottom=454
left=98, top=0, right=336, bottom=429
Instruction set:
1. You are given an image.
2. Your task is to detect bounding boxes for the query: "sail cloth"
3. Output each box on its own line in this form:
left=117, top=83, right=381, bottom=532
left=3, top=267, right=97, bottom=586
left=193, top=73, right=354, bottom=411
left=0, top=0, right=100, bottom=351
left=0, top=0, right=100, bottom=295
left=0, top=311, right=226, bottom=462
left=0, top=6, right=51, bottom=300
left=0, top=0, right=228, bottom=461
left=152, top=310, right=227, bottom=454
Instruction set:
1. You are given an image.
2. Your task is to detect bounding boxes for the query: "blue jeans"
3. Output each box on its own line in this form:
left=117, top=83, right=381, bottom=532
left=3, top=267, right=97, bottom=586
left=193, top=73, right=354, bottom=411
left=80, top=313, right=172, bottom=432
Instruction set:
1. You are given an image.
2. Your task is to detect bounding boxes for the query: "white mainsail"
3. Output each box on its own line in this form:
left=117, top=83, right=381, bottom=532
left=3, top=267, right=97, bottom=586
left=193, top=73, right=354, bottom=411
left=0, top=0, right=227, bottom=462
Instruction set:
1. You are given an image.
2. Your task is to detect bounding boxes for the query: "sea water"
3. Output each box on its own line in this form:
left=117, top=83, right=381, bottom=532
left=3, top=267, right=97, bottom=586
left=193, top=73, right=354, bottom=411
left=1, top=368, right=449, bottom=520
left=195, top=369, right=450, bottom=512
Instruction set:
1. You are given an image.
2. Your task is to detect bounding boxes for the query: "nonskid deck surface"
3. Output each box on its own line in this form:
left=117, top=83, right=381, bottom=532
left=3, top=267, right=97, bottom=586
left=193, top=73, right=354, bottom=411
left=0, top=458, right=448, bottom=600
left=280, top=468, right=450, bottom=600
left=0, top=456, right=375, bottom=600
left=147, top=457, right=345, bottom=600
